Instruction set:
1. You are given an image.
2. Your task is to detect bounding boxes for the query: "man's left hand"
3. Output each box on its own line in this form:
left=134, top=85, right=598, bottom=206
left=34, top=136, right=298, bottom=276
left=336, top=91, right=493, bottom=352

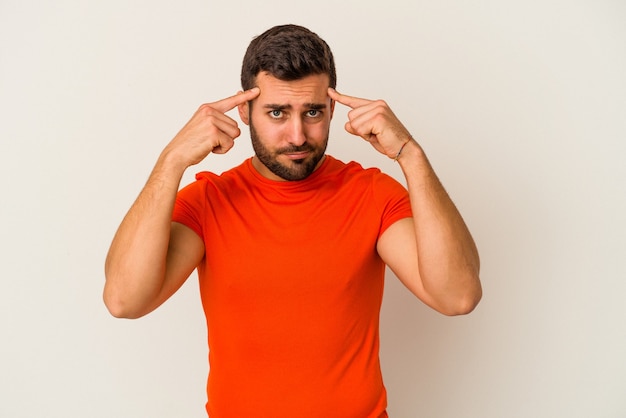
left=328, top=88, right=413, bottom=159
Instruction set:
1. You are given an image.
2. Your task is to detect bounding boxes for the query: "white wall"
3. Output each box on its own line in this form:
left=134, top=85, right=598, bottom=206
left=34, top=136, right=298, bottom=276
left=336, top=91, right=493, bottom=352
left=1, top=1, right=624, bottom=417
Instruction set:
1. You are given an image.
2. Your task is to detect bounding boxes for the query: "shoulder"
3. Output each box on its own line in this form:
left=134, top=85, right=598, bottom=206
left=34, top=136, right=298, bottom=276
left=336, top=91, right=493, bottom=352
left=323, top=155, right=379, bottom=181
left=181, top=159, right=252, bottom=192
left=194, top=159, right=249, bottom=183
left=323, top=155, right=405, bottom=191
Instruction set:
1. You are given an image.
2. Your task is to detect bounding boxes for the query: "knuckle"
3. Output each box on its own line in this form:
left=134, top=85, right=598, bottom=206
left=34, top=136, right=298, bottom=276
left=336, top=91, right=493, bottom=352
left=199, top=104, right=220, bottom=117
left=373, top=100, right=389, bottom=112
left=198, top=103, right=213, bottom=113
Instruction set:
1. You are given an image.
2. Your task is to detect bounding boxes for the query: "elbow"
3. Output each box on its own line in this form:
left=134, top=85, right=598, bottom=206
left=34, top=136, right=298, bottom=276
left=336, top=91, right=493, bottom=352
left=104, top=305, right=139, bottom=320
left=429, top=271, right=482, bottom=316
left=103, top=295, right=141, bottom=319
left=441, top=279, right=483, bottom=316
left=443, top=291, right=482, bottom=316
left=103, top=262, right=157, bottom=319
left=103, top=284, right=148, bottom=320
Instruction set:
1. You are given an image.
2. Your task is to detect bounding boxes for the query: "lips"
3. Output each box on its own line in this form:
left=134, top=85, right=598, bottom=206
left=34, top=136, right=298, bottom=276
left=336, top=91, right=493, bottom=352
left=279, top=145, right=314, bottom=160
left=284, top=151, right=310, bottom=160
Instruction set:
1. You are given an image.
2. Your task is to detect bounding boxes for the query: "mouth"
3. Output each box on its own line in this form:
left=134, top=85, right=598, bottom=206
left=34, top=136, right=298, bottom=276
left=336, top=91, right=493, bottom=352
left=283, top=151, right=311, bottom=161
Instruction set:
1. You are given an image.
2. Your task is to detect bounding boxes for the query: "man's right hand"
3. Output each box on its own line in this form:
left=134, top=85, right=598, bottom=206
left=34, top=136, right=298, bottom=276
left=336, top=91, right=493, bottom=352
left=104, top=87, right=260, bottom=318
left=162, top=87, right=260, bottom=168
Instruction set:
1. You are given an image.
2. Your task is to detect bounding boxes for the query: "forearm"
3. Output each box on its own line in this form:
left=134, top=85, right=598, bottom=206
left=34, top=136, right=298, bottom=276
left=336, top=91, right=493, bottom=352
left=103, top=89, right=260, bottom=317
left=398, top=139, right=482, bottom=314
left=103, top=151, right=186, bottom=317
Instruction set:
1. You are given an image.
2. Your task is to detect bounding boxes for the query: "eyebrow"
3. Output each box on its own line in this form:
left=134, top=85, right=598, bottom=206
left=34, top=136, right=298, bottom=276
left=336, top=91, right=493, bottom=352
left=263, top=103, right=327, bottom=110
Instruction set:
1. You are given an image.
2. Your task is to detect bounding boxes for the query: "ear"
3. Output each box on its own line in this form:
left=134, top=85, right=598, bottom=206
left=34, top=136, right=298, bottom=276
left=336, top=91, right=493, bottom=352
left=329, top=96, right=336, bottom=120
left=238, top=97, right=250, bottom=125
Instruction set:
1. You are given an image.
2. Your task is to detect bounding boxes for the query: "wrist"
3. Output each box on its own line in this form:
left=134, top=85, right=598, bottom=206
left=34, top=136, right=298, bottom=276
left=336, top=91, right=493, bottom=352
left=392, top=137, right=411, bottom=161
left=393, top=136, right=422, bottom=162
left=395, top=137, right=433, bottom=176
left=156, top=147, right=191, bottom=177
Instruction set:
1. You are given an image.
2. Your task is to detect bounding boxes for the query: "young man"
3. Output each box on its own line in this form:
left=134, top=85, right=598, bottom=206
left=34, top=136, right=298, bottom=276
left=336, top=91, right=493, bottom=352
left=104, top=24, right=482, bottom=417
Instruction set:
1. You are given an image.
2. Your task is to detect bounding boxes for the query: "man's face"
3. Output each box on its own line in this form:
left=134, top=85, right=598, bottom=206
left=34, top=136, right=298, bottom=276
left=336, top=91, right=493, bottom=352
left=238, top=72, right=335, bottom=181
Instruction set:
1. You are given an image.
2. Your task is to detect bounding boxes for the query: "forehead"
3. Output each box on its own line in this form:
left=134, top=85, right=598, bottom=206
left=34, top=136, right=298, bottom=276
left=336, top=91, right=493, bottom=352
left=254, top=72, right=330, bottom=105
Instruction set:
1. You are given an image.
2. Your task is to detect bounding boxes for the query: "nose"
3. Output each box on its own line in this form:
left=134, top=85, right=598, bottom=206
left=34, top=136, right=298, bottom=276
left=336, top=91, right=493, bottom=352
left=286, top=117, right=307, bottom=146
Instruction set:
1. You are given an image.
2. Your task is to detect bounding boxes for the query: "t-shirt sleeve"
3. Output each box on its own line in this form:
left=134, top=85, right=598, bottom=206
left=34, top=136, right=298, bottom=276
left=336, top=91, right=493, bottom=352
left=373, top=173, right=413, bottom=237
left=172, top=177, right=207, bottom=240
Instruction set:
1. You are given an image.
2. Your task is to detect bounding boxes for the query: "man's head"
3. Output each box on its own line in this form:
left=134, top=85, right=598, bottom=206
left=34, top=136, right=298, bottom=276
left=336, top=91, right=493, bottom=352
left=240, top=24, right=336, bottom=91
left=238, top=25, right=337, bottom=182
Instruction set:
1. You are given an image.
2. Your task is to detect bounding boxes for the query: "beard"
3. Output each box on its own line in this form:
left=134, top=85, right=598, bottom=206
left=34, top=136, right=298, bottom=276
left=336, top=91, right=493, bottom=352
left=249, top=120, right=329, bottom=181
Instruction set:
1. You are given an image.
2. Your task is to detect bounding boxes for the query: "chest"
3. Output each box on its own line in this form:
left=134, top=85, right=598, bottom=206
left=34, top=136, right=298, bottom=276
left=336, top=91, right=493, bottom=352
left=199, top=187, right=385, bottom=303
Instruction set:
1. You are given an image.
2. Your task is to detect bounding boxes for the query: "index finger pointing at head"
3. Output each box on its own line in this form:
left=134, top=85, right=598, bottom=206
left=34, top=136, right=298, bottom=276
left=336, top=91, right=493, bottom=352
left=328, top=88, right=371, bottom=109
left=211, top=87, right=260, bottom=113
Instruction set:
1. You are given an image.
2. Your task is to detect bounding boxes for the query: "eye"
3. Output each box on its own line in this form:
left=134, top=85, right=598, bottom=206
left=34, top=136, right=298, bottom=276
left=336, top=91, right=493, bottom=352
left=306, top=109, right=321, bottom=118
left=269, top=109, right=283, bottom=119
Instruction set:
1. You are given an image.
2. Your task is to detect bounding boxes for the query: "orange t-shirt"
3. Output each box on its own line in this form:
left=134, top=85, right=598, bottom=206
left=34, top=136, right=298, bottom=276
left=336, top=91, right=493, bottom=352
left=173, top=156, right=412, bottom=418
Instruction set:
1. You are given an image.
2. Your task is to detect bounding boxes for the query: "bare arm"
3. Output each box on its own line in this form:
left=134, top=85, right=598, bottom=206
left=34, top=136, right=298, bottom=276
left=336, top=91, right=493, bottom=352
left=328, top=88, right=482, bottom=315
left=378, top=140, right=481, bottom=315
left=103, top=88, right=260, bottom=318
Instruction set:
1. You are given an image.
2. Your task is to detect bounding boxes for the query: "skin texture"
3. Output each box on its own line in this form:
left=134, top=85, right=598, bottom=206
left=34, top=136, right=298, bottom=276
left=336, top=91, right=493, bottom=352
left=104, top=73, right=481, bottom=319
left=327, top=88, right=482, bottom=314
left=239, top=72, right=334, bottom=181
left=104, top=89, right=259, bottom=318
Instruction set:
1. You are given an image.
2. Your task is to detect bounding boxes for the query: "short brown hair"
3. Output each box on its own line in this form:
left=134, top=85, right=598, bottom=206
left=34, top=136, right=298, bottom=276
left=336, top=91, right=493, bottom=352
left=241, top=24, right=336, bottom=90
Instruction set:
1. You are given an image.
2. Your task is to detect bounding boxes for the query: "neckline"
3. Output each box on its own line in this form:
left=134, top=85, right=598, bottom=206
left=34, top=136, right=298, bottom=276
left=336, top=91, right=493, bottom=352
left=245, top=155, right=333, bottom=189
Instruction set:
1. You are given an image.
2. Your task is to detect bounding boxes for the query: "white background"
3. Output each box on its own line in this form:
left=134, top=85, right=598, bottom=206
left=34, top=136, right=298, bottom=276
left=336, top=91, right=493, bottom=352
left=1, top=1, right=625, bottom=417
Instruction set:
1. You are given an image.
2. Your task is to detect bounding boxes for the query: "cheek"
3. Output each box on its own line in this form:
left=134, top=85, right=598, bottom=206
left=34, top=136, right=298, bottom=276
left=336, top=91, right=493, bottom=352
left=306, top=120, right=331, bottom=139
left=249, top=113, right=272, bottom=135
left=251, top=119, right=286, bottom=147
left=254, top=120, right=280, bottom=139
